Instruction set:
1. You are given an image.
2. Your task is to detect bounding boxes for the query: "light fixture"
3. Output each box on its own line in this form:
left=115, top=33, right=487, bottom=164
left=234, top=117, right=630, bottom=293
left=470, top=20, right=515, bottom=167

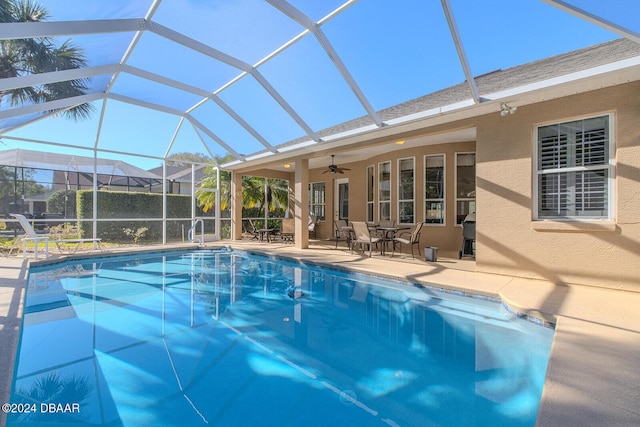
left=396, top=140, right=405, bottom=145
left=283, top=163, right=291, bottom=169
left=500, top=102, right=517, bottom=117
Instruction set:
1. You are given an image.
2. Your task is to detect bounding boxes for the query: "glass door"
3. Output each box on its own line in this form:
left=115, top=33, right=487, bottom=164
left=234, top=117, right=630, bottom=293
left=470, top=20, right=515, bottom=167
left=334, top=178, right=349, bottom=221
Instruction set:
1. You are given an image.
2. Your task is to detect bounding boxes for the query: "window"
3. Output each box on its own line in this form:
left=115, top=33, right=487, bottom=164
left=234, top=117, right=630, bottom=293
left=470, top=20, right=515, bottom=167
left=366, top=165, right=374, bottom=223
left=455, top=153, right=475, bottom=225
left=398, top=157, right=414, bottom=224
left=535, top=115, right=612, bottom=219
left=378, top=161, right=391, bottom=221
left=309, top=182, right=325, bottom=220
left=425, top=154, right=445, bottom=224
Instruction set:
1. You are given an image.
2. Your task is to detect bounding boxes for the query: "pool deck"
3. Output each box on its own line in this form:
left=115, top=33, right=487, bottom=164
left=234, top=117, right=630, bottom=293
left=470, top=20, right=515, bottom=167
left=1, top=240, right=639, bottom=426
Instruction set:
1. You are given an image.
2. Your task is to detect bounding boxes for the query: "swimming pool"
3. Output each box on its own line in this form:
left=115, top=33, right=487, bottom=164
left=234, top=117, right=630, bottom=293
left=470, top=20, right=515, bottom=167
left=7, top=249, right=553, bottom=426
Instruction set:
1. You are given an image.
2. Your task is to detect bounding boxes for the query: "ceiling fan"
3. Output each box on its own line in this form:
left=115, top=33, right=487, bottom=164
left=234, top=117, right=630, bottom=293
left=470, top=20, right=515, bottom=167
left=322, top=155, right=351, bottom=174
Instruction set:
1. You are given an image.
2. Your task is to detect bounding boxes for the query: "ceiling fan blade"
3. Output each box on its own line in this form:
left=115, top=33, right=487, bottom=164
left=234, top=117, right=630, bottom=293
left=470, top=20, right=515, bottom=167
left=322, top=169, right=329, bottom=174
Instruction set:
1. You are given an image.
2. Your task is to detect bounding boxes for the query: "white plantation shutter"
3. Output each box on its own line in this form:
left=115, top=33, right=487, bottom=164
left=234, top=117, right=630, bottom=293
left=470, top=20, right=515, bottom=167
left=537, top=116, right=611, bottom=219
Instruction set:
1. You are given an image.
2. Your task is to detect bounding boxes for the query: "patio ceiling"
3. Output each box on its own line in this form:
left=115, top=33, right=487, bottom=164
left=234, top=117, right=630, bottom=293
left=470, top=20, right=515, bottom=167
left=0, top=0, right=638, bottom=172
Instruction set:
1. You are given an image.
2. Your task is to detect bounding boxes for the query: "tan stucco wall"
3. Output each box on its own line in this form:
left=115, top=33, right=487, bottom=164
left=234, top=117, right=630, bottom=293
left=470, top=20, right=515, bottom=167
left=475, top=81, right=640, bottom=291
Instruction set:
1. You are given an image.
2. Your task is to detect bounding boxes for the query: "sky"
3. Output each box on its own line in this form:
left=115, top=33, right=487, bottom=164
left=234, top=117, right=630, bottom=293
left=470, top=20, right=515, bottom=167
left=0, top=0, right=638, bottom=170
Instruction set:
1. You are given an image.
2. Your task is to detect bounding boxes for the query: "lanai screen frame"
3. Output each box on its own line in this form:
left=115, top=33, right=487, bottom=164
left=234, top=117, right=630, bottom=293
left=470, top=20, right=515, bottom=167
left=0, top=1, right=638, bottom=246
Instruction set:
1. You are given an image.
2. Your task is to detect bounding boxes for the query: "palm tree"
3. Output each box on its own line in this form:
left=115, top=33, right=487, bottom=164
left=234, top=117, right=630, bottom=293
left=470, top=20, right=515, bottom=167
left=250, top=176, right=289, bottom=216
left=0, top=0, right=93, bottom=120
left=196, top=169, right=289, bottom=216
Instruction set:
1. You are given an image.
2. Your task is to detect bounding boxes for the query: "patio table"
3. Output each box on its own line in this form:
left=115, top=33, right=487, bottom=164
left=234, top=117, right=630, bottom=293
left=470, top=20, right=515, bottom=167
left=375, top=226, right=411, bottom=255
left=257, top=228, right=275, bottom=242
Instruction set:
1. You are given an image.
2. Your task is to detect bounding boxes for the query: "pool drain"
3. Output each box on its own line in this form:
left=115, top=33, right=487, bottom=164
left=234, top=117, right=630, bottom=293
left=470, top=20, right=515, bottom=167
left=339, top=390, right=358, bottom=405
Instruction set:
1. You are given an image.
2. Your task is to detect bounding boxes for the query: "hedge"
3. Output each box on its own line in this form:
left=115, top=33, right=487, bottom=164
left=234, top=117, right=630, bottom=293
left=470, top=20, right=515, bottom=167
left=77, top=190, right=202, bottom=241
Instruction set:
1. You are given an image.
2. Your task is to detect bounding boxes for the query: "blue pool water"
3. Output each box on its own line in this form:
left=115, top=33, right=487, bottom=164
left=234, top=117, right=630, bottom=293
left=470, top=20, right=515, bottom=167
left=8, top=249, right=553, bottom=426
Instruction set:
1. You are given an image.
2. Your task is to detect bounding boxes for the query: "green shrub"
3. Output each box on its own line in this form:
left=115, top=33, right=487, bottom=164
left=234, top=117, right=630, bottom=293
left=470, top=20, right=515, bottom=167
left=77, top=190, right=195, bottom=241
left=47, top=189, right=76, bottom=215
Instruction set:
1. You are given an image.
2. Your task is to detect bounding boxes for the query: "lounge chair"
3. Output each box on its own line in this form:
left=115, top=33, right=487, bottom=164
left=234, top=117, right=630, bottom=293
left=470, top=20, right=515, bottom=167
left=280, top=218, right=294, bottom=243
left=391, top=222, right=424, bottom=259
left=350, top=221, right=382, bottom=257
left=9, top=214, right=102, bottom=258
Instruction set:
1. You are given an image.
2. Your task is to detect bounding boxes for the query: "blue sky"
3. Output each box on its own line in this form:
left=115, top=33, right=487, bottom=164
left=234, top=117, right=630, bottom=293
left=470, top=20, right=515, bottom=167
left=1, top=0, right=637, bottom=170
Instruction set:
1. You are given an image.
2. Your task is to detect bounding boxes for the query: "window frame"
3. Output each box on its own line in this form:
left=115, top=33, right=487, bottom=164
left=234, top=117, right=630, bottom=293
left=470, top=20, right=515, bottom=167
left=378, top=160, right=391, bottom=222
left=455, top=152, right=476, bottom=226
left=397, top=157, right=415, bottom=225
left=424, top=153, right=446, bottom=226
left=366, top=164, right=375, bottom=223
left=308, top=181, right=326, bottom=221
left=533, top=113, right=614, bottom=221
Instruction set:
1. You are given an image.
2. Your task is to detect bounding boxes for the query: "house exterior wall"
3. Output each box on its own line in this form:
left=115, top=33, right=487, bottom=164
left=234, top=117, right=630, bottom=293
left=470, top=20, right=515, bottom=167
left=303, top=81, right=639, bottom=290
left=475, top=81, right=640, bottom=291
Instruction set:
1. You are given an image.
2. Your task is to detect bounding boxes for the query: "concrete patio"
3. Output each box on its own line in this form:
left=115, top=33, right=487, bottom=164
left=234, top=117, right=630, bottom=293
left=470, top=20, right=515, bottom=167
left=1, top=240, right=639, bottom=426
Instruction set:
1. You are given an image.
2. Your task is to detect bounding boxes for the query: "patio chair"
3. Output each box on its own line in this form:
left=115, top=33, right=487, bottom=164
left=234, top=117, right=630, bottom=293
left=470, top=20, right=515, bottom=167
left=391, top=222, right=424, bottom=259
left=350, top=221, right=382, bottom=257
left=308, top=213, right=319, bottom=239
left=244, top=219, right=260, bottom=240
left=334, top=219, right=351, bottom=249
left=280, top=218, right=294, bottom=243
left=9, top=214, right=103, bottom=258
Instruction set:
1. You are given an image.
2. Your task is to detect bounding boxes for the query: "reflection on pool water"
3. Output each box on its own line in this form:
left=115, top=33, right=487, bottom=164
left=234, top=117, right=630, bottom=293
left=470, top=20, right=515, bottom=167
left=8, top=249, right=553, bottom=426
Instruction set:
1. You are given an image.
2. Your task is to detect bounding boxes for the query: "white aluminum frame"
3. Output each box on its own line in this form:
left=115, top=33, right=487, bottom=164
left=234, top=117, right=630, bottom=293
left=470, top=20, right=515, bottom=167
left=532, top=112, right=615, bottom=221
left=424, top=153, right=446, bottom=226
left=397, top=156, right=415, bottom=225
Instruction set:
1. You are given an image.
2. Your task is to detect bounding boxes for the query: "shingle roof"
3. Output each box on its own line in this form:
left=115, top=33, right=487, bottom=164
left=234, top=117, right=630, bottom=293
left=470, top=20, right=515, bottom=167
left=147, top=165, right=208, bottom=182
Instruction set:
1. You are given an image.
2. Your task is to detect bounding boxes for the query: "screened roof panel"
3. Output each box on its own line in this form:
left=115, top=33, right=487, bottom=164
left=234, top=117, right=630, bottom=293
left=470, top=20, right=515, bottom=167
left=152, top=0, right=304, bottom=66
left=190, top=99, right=268, bottom=157
left=0, top=113, right=44, bottom=134
left=96, top=100, right=183, bottom=157
left=125, top=32, right=242, bottom=92
left=2, top=100, right=102, bottom=148
left=451, top=0, right=619, bottom=76
left=287, top=0, right=351, bottom=22
left=38, top=0, right=153, bottom=21
left=0, top=0, right=638, bottom=171
left=108, top=73, right=204, bottom=113
left=566, top=0, right=639, bottom=33
left=191, top=100, right=271, bottom=156
left=196, top=132, right=238, bottom=162
left=166, top=121, right=216, bottom=161
left=56, top=33, right=135, bottom=70
left=217, top=75, right=308, bottom=148
left=322, top=0, right=466, bottom=111
left=259, top=34, right=368, bottom=131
